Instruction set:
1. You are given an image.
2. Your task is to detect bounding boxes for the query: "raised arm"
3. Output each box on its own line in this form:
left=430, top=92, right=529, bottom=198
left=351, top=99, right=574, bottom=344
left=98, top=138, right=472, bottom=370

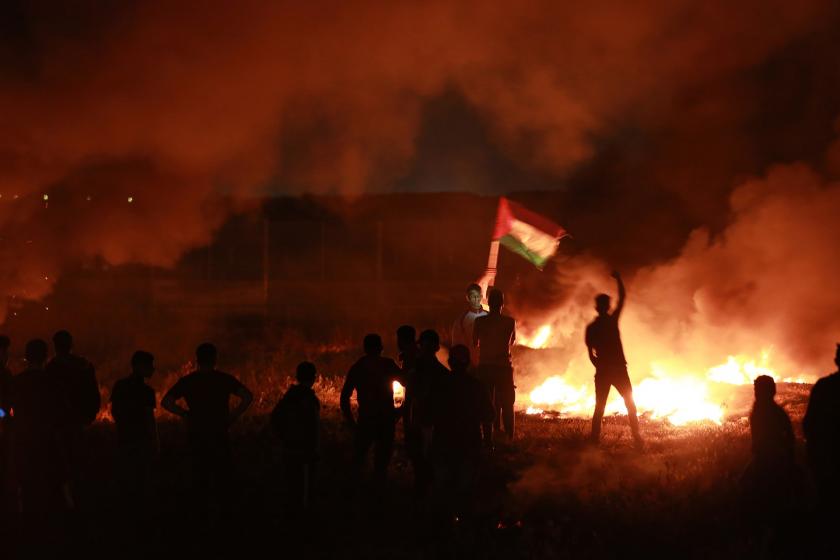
left=612, top=270, right=626, bottom=319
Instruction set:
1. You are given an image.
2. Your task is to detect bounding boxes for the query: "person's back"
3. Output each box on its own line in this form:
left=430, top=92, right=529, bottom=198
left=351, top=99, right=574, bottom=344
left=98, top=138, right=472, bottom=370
left=46, top=333, right=100, bottom=427
left=111, top=352, right=157, bottom=448
left=803, top=346, right=840, bottom=497
left=473, top=312, right=515, bottom=366
left=342, top=354, right=400, bottom=422
left=751, top=398, right=795, bottom=469
left=273, top=383, right=320, bottom=459
left=585, top=314, right=627, bottom=370
left=167, top=369, right=244, bottom=437
left=433, top=352, right=494, bottom=458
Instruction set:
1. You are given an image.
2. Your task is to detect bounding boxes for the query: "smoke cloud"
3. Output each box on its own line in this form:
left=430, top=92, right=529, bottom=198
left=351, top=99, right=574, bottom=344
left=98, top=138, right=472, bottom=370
left=1, top=0, right=839, bottom=325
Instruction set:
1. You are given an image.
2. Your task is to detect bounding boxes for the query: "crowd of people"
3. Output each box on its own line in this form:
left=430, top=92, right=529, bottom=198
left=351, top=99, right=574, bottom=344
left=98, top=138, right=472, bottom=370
left=0, top=276, right=838, bottom=546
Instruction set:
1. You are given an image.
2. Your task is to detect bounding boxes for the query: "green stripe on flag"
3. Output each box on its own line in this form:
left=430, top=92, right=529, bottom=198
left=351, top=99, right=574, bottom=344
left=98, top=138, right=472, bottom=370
left=499, top=234, right=550, bottom=269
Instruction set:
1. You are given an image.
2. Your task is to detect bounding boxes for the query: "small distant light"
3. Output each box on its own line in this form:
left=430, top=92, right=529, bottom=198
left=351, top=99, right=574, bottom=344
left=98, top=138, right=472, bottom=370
left=44, top=276, right=48, bottom=280
left=86, top=195, right=92, bottom=202
left=13, top=194, right=19, bottom=199
left=43, top=194, right=49, bottom=201
left=127, top=196, right=134, bottom=203
left=45, top=306, right=49, bottom=311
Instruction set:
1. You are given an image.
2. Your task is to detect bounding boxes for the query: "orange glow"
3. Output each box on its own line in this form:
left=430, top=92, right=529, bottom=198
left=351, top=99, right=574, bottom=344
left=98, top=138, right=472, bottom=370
left=393, top=380, right=405, bottom=407
left=517, top=324, right=553, bottom=349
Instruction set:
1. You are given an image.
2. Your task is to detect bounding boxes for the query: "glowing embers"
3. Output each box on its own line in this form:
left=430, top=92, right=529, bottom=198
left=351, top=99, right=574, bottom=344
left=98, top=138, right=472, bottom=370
left=707, top=352, right=775, bottom=385
left=517, top=324, right=553, bottom=349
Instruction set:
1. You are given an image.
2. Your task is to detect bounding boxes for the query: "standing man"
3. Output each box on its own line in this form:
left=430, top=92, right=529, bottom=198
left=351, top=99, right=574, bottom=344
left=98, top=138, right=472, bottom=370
left=473, top=288, right=516, bottom=445
left=47, top=330, right=100, bottom=509
left=162, top=343, right=253, bottom=517
left=110, top=350, right=158, bottom=524
left=585, top=271, right=643, bottom=448
left=340, top=334, right=401, bottom=485
left=452, top=283, right=487, bottom=366
left=0, top=336, right=12, bottom=512
left=803, top=344, right=840, bottom=519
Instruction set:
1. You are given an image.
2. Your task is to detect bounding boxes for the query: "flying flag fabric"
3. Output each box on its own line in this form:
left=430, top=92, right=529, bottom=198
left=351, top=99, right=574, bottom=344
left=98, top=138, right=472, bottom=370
left=492, top=197, right=568, bottom=269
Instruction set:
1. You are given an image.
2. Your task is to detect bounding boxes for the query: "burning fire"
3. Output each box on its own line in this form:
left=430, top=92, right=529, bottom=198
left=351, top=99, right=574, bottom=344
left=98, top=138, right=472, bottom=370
left=519, top=324, right=792, bottom=426
left=393, top=380, right=405, bottom=407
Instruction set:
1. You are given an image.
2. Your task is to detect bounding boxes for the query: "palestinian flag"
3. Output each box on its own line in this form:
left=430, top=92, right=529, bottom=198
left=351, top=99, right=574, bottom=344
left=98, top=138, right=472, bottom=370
left=493, top=197, right=568, bottom=269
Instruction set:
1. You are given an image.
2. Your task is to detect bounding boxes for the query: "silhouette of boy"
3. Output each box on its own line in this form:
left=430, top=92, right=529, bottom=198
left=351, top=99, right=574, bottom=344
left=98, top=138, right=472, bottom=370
left=271, top=361, right=320, bottom=510
left=452, top=283, right=487, bottom=366
left=10, top=339, right=63, bottom=512
left=340, top=334, right=401, bottom=483
left=432, top=344, right=494, bottom=516
left=585, top=271, right=643, bottom=448
left=162, top=343, right=253, bottom=516
left=803, top=344, right=840, bottom=514
left=46, top=330, right=100, bottom=508
left=473, top=288, right=516, bottom=444
left=111, top=351, right=158, bottom=519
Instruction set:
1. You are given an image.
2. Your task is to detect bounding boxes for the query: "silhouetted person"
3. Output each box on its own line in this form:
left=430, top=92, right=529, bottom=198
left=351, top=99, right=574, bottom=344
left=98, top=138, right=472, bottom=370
left=0, top=335, right=11, bottom=512
left=741, top=376, right=801, bottom=556
left=803, top=344, right=840, bottom=518
left=46, top=329, right=100, bottom=508
left=162, top=343, right=253, bottom=518
left=404, top=329, right=449, bottom=498
left=340, top=334, right=401, bottom=484
left=271, top=361, right=320, bottom=511
left=9, top=339, right=63, bottom=513
left=432, top=345, right=494, bottom=517
left=110, top=351, right=158, bottom=523
left=473, top=288, right=516, bottom=445
left=452, top=283, right=487, bottom=366
left=586, top=271, right=643, bottom=448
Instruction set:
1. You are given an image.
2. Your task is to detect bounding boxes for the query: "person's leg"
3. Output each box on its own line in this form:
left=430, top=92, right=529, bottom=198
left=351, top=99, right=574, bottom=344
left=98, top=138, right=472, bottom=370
left=478, top=367, right=495, bottom=448
left=500, top=366, right=515, bottom=441
left=590, top=374, right=611, bottom=443
left=372, top=420, right=395, bottom=484
left=614, top=373, right=643, bottom=446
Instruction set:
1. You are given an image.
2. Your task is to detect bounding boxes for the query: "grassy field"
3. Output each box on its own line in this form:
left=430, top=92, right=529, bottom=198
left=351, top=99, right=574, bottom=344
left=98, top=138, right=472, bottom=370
left=3, top=381, right=821, bottom=559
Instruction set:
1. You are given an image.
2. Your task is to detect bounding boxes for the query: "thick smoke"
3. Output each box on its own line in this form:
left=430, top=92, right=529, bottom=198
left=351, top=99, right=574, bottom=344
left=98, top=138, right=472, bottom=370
left=1, top=0, right=838, bottom=322
left=514, top=157, right=840, bottom=406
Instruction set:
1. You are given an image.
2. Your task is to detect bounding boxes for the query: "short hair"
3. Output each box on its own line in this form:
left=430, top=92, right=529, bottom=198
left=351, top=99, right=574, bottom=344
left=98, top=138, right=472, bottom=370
left=25, top=339, right=49, bottom=364
left=363, top=334, right=383, bottom=354
left=53, top=330, right=73, bottom=352
left=754, top=375, right=776, bottom=399
left=396, top=325, right=416, bottom=343
left=131, top=350, right=154, bottom=369
left=488, top=288, right=504, bottom=309
left=0, top=335, right=9, bottom=350
left=466, top=283, right=482, bottom=296
left=296, top=361, right=317, bottom=385
left=196, top=342, right=218, bottom=366
left=595, top=293, right=611, bottom=307
left=418, top=329, right=440, bottom=347
left=448, top=344, right=471, bottom=370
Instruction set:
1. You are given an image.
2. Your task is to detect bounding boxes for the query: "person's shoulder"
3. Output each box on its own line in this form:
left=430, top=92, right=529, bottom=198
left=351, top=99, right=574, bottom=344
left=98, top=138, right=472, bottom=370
left=111, top=377, right=130, bottom=393
left=812, top=373, right=840, bottom=392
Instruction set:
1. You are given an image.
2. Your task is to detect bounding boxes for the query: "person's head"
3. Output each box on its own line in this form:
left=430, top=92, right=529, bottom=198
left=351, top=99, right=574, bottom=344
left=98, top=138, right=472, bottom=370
left=448, top=344, right=470, bottom=373
left=595, top=293, right=611, bottom=316
left=0, top=335, right=9, bottom=365
left=418, top=329, right=440, bottom=357
left=753, top=375, right=776, bottom=402
left=396, top=325, right=417, bottom=354
left=363, top=334, right=383, bottom=356
left=466, top=283, right=482, bottom=312
left=488, top=288, right=504, bottom=313
left=52, top=330, right=73, bottom=355
left=296, top=361, right=317, bottom=387
left=25, top=339, right=48, bottom=369
left=195, top=342, right=217, bottom=369
left=131, top=351, right=155, bottom=379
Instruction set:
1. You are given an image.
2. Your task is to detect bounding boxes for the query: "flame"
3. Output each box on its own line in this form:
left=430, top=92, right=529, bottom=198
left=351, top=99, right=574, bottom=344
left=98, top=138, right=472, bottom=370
left=393, top=380, right=405, bottom=407
left=518, top=325, right=553, bottom=349
left=525, top=342, right=781, bottom=425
